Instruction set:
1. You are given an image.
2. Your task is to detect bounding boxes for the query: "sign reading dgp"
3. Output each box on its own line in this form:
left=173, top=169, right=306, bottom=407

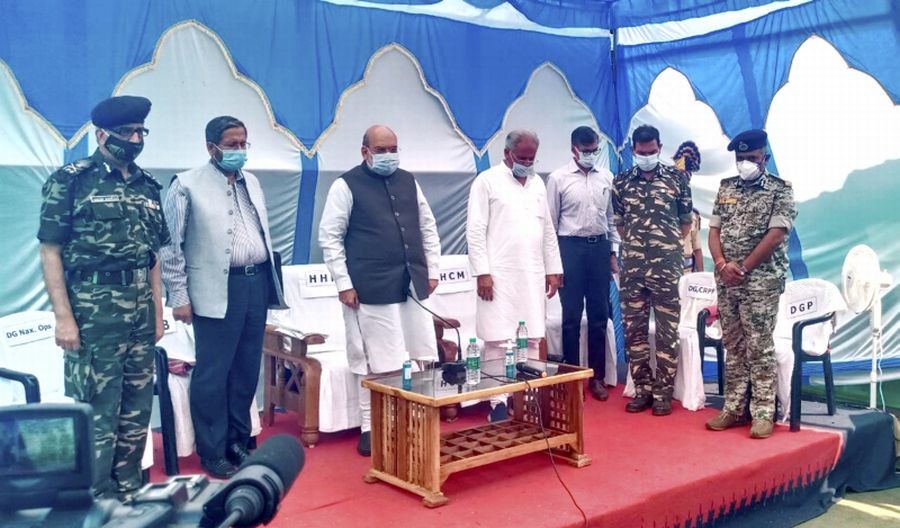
left=787, top=297, right=817, bottom=319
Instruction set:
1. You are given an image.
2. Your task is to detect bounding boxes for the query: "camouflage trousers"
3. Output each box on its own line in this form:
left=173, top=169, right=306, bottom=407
left=65, top=279, right=155, bottom=498
left=620, top=269, right=681, bottom=400
left=718, top=279, right=781, bottom=420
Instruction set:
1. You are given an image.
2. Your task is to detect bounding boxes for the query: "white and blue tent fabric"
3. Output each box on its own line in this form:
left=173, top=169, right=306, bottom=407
left=1, top=0, right=898, bottom=377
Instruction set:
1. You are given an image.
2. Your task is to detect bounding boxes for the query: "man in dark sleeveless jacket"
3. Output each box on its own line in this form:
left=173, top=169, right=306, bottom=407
left=319, top=125, right=441, bottom=456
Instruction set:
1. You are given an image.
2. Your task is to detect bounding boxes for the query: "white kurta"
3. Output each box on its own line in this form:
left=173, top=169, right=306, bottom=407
left=319, top=176, right=441, bottom=375
left=467, top=163, right=563, bottom=342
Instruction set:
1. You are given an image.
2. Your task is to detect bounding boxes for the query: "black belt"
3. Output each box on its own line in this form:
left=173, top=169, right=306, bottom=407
left=230, top=262, right=268, bottom=276
left=561, top=234, right=607, bottom=243
left=67, top=268, right=148, bottom=285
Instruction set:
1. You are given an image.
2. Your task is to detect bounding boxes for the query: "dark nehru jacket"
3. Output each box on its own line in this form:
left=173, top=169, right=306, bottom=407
left=341, top=162, right=429, bottom=305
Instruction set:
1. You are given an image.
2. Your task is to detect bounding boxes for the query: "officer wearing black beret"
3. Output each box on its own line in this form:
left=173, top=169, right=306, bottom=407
left=706, top=128, right=797, bottom=439
left=38, top=95, right=170, bottom=501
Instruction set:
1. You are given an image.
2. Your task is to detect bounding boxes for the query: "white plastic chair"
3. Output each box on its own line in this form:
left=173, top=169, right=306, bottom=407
left=773, top=278, right=846, bottom=423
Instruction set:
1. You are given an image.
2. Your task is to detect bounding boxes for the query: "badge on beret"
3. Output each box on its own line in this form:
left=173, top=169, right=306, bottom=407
left=738, top=141, right=749, bottom=152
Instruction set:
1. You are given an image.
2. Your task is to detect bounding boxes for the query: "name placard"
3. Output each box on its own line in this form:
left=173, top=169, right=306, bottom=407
left=300, top=267, right=339, bottom=298
left=3, top=319, right=55, bottom=347
left=436, top=266, right=474, bottom=294
left=686, top=283, right=715, bottom=301
left=787, top=297, right=818, bottom=319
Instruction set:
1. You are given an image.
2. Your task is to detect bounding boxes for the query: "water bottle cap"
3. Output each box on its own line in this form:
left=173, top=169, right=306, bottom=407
left=469, top=337, right=477, bottom=343
left=518, top=320, right=525, bottom=325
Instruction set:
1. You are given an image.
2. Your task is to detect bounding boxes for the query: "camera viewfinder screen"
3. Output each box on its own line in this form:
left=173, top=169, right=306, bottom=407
left=0, top=416, right=77, bottom=477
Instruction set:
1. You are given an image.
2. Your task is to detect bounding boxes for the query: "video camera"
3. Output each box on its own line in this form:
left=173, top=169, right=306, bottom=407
left=0, top=403, right=303, bottom=528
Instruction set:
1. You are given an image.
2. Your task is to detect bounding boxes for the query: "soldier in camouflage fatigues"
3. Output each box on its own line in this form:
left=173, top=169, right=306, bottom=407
left=706, top=129, right=797, bottom=439
left=37, top=96, right=169, bottom=499
left=613, top=125, right=693, bottom=416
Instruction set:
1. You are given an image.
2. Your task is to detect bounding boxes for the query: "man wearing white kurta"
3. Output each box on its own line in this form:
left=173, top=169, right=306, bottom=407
left=319, top=125, right=440, bottom=456
left=467, top=130, right=563, bottom=421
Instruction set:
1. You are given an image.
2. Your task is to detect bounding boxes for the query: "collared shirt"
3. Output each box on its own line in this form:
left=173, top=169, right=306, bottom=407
left=710, top=172, right=796, bottom=280
left=319, top=175, right=441, bottom=293
left=546, top=159, right=621, bottom=251
left=612, top=163, right=692, bottom=274
left=38, top=149, right=170, bottom=271
left=227, top=170, right=269, bottom=267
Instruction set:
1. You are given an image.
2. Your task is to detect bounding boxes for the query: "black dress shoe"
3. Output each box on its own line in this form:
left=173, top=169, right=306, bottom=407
left=625, top=394, right=653, bottom=413
left=226, top=442, right=250, bottom=466
left=201, top=457, right=237, bottom=479
left=357, top=431, right=371, bottom=457
left=589, top=379, right=609, bottom=401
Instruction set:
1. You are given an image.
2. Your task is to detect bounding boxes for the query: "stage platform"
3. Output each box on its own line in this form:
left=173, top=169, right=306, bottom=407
left=148, top=386, right=899, bottom=528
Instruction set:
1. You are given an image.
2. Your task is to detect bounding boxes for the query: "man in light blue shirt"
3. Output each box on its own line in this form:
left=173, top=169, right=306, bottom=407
left=546, top=126, right=621, bottom=401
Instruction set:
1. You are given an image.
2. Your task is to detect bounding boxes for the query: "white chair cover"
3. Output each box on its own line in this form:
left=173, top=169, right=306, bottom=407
left=544, top=292, right=618, bottom=387
left=672, top=272, right=719, bottom=410
left=773, top=278, right=847, bottom=422
left=158, top=305, right=262, bottom=457
left=0, top=311, right=66, bottom=404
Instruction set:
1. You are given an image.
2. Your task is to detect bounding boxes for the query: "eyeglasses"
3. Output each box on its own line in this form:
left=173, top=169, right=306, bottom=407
left=368, top=146, right=399, bottom=154
left=107, top=126, right=150, bottom=139
left=577, top=147, right=601, bottom=155
left=215, top=142, right=252, bottom=151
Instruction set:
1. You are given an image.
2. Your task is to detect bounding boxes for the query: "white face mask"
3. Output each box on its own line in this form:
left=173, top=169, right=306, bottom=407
left=368, top=152, right=400, bottom=176
left=634, top=153, right=659, bottom=172
left=736, top=160, right=761, bottom=181
left=576, top=150, right=599, bottom=169
left=512, top=162, right=534, bottom=178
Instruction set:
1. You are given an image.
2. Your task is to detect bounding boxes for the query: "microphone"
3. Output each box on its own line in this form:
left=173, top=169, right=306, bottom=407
left=516, top=363, right=546, bottom=379
left=203, top=434, right=304, bottom=527
left=406, top=291, right=469, bottom=384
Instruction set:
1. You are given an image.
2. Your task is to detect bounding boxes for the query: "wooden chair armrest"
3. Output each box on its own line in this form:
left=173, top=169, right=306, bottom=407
left=432, top=315, right=461, bottom=329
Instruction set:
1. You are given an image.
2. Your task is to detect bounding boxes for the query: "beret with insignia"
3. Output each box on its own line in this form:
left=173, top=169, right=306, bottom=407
left=91, top=96, right=151, bottom=129
left=727, top=129, right=767, bottom=152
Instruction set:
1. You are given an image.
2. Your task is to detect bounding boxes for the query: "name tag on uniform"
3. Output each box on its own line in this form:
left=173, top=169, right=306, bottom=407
left=145, top=199, right=160, bottom=210
left=719, top=197, right=738, bottom=205
left=90, top=195, right=120, bottom=204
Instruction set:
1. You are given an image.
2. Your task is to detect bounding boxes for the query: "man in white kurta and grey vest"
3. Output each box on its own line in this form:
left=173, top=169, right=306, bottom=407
left=161, top=116, right=286, bottom=479
left=319, top=125, right=441, bottom=457
left=467, top=130, right=563, bottom=422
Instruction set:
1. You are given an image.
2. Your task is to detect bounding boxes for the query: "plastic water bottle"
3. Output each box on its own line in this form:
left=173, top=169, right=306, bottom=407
left=515, top=321, right=529, bottom=364
left=504, top=339, right=516, bottom=378
left=402, top=360, right=412, bottom=390
left=465, top=338, right=481, bottom=386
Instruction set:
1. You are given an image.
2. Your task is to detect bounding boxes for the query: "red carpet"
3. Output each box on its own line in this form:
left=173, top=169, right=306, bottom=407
left=149, top=386, right=843, bottom=528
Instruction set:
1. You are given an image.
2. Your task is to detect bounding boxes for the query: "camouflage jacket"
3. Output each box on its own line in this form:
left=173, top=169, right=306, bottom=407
left=613, top=163, right=693, bottom=275
left=710, top=172, right=796, bottom=281
left=38, top=150, right=171, bottom=271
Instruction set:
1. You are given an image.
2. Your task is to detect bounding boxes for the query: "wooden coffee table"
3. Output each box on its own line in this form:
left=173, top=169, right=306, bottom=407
left=362, top=359, right=593, bottom=507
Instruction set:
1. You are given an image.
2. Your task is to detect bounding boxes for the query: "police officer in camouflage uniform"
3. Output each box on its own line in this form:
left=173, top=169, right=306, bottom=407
left=705, top=129, right=796, bottom=439
left=38, top=96, right=169, bottom=500
left=613, top=125, right=693, bottom=416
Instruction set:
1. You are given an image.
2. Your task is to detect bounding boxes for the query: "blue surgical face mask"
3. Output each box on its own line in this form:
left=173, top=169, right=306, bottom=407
left=368, top=152, right=400, bottom=176
left=215, top=147, right=247, bottom=172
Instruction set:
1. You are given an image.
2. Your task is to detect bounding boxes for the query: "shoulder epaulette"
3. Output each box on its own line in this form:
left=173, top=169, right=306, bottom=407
left=59, top=158, right=94, bottom=177
left=766, top=173, right=791, bottom=187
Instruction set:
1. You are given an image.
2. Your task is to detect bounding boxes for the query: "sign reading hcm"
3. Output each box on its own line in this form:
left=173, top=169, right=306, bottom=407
left=3, top=319, right=55, bottom=347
